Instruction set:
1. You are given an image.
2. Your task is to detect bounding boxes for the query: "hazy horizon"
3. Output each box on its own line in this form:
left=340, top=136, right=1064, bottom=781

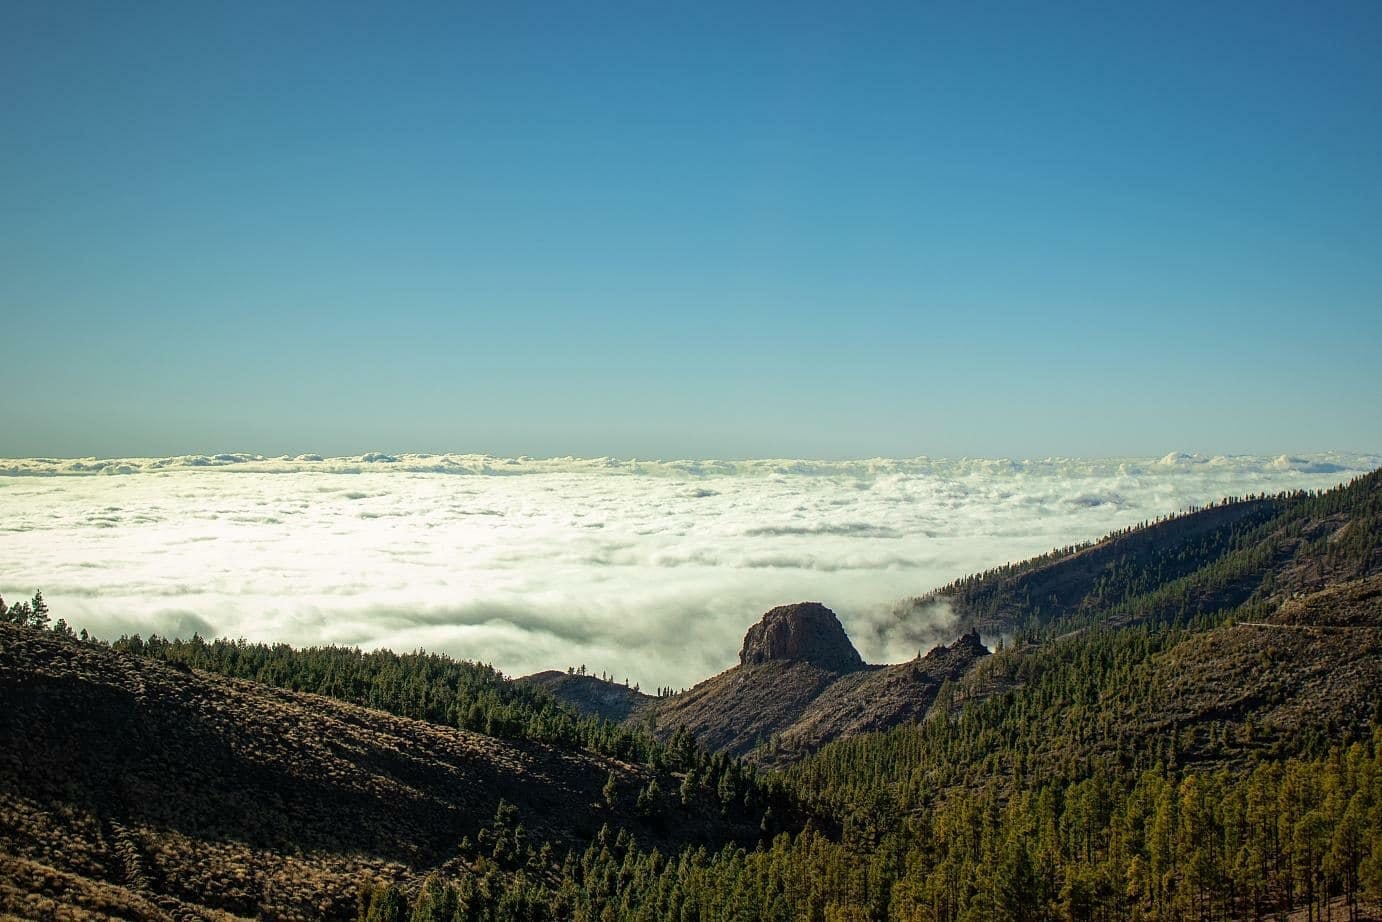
left=3, top=447, right=1380, bottom=467
left=2, top=450, right=1372, bottom=689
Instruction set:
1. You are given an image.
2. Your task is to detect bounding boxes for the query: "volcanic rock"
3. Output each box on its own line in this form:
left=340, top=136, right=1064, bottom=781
left=738, top=602, right=865, bottom=673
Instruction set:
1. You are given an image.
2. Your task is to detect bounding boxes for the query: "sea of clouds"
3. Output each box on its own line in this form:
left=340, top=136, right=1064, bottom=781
left=0, top=451, right=1375, bottom=689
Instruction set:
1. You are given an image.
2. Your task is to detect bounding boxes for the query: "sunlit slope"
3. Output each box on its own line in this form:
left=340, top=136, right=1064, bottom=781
left=791, top=471, right=1382, bottom=804
left=910, top=468, right=1381, bottom=637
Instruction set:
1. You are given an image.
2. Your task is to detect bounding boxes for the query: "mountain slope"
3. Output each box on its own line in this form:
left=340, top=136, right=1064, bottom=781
left=909, top=468, right=1381, bottom=638
left=650, top=623, right=989, bottom=765
left=531, top=603, right=990, bottom=762
left=518, top=671, right=653, bottom=722
left=0, top=623, right=765, bottom=921
left=767, top=630, right=988, bottom=760
left=351, top=474, right=1382, bottom=921
left=3, top=471, right=1377, bottom=920
left=533, top=473, right=1380, bottom=769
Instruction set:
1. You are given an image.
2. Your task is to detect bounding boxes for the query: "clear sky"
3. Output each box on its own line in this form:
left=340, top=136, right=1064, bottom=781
left=3, top=1, right=1380, bottom=460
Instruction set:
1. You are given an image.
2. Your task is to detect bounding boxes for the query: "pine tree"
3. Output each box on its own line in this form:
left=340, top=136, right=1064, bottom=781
left=636, top=779, right=660, bottom=818
left=29, top=590, right=49, bottom=629
left=359, top=883, right=405, bottom=922
left=8, top=601, right=31, bottom=625
left=409, top=876, right=455, bottom=922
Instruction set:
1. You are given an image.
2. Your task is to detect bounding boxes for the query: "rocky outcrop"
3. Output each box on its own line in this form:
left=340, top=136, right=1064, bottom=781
left=597, top=604, right=989, bottom=759
left=915, top=628, right=989, bottom=677
left=738, top=603, right=865, bottom=673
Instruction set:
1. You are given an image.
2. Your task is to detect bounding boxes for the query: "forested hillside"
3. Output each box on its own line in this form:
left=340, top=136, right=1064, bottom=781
left=0, top=623, right=797, bottom=921
left=1, top=470, right=1379, bottom=920
left=112, top=634, right=675, bottom=767
left=352, top=471, right=1382, bottom=920
left=911, top=468, right=1381, bottom=638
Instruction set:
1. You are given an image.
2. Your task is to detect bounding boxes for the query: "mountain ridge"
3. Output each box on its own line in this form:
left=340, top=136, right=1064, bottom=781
left=523, top=601, right=991, bottom=763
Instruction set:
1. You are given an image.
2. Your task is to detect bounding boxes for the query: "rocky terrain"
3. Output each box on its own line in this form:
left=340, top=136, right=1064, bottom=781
left=533, top=603, right=991, bottom=763
left=767, top=630, right=987, bottom=760
left=736, top=602, right=866, bottom=672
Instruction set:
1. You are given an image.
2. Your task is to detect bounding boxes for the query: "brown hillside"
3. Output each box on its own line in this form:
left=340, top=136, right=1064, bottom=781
left=768, top=631, right=989, bottom=763
left=518, top=670, right=653, bottom=722
left=1271, top=572, right=1382, bottom=627
left=542, top=604, right=990, bottom=761
left=934, top=575, right=1382, bottom=779
left=912, top=498, right=1283, bottom=631
left=0, top=624, right=757, bottom=921
left=647, top=659, right=848, bottom=757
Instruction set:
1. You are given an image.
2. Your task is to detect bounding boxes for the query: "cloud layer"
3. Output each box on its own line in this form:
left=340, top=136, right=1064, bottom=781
left=0, top=452, right=1374, bottom=688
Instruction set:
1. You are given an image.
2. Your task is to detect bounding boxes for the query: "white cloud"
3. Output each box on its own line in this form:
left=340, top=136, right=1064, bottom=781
left=0, top=452, right=1374, bottom=688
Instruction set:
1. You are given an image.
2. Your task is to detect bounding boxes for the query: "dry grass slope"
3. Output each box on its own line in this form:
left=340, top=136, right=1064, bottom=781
left=0, top=624, right=752, bottom=921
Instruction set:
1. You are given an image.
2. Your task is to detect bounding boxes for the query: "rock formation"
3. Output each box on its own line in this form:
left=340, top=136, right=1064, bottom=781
left=738, top=602, right=866, bottom=673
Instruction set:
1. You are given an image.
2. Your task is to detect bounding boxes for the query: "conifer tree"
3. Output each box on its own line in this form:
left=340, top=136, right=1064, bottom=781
left=29, top=590, right=49, bottom=629
left=8, top=600, right=31, bottom=625
left=360, top=883, right=405, bottom=922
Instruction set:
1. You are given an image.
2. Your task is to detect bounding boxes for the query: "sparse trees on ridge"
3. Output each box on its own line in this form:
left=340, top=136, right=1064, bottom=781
left=0, top=591, right=51, bottom=629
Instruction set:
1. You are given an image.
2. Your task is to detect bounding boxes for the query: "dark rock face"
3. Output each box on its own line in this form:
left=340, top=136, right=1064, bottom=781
left=948, top=628, right=989, bottom=657
left=739, top=603, right=865, bottom=673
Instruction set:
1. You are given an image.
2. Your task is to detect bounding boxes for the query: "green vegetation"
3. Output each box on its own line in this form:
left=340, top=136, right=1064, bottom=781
left=338, top=471, right=1382, bottom=920
left=357, top=736, right=1382, bottom=921
left=340, top=601, right=1382, bottom=921
left=107, top=631, right=798, bottom=838
left=5, top=469, right=1378, bottom=920
left=920, top=470, right=1381, bottom=640
left=0, top=590, right=50, bottom=629
left=113, top=633, right=676, bottom=765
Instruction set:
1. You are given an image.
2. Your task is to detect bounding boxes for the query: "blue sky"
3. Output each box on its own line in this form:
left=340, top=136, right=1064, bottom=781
left=3, top=1, right=1380, bottom=459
